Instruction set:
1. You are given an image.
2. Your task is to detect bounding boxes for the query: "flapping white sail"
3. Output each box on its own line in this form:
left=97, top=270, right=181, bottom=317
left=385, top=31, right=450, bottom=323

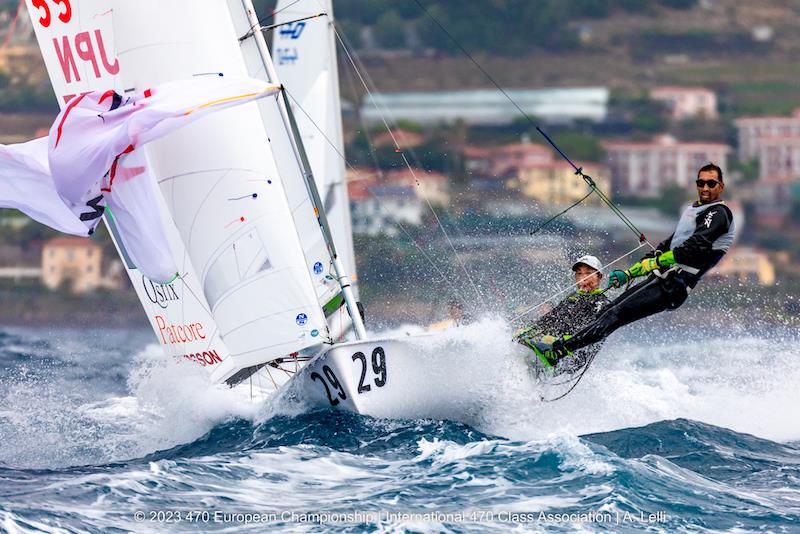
left=25, top=0, right=236, bottom=376
left=110, top=0, right=329, bottom=385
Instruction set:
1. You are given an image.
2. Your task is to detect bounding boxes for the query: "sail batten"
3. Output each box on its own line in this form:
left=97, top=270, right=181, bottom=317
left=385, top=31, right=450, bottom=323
left=109, top=0, right=328, bottom=385
left=24, top=0, right=236, bottom=376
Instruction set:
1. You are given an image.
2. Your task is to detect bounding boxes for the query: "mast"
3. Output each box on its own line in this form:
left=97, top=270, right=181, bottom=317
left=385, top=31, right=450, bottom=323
left=239, top=0, right=367, bottom=340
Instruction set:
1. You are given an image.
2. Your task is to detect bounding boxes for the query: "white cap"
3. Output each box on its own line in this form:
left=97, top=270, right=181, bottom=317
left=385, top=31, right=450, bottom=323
left=571, top=255, right=603, bottom=274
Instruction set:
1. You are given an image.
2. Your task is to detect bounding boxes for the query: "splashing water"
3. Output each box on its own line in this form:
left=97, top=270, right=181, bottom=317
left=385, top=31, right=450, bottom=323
left=0, top=319, right=798, bottom=532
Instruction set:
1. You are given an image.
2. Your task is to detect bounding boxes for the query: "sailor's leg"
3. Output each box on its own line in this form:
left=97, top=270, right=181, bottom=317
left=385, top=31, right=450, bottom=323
left=563, top=276, right=672, bottom=352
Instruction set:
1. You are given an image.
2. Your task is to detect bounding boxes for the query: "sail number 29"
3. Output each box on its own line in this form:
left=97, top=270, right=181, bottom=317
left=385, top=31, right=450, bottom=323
left=310, top=347, right=388, bottom=406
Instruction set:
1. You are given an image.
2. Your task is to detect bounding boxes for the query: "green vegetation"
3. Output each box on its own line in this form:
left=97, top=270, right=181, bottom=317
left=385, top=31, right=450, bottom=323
left=0, top=85, right=58, bottom=113
left=261, top=0, right=697, bottom=54
left=727, top=157, right=759, bottom=184
left=548, top=131, right=604, bottom=163
left=616, top=184, right=691, bottom=216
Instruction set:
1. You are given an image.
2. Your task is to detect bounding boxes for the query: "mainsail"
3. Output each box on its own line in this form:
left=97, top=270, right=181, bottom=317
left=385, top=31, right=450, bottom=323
left=110, top=0, right=329, bottom=384
left=25, top=0, right=236, bottom=377
left=25, top=0, right=332, bottom=387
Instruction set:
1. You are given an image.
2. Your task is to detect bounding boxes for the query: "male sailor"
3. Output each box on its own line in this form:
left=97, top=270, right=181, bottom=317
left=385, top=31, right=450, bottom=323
left=515, top=255, right=609, bottom=369
left=529, top=163, right=735, bottom=366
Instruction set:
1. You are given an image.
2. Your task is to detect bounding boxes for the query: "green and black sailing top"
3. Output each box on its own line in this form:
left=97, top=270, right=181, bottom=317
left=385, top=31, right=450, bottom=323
left=532, top=289, right=610, bottom=338
left=645, top=199, right=735, bottom=287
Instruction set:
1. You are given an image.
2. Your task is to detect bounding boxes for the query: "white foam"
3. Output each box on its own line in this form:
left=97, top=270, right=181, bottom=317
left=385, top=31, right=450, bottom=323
left=370, top=317, right=800, bottom=443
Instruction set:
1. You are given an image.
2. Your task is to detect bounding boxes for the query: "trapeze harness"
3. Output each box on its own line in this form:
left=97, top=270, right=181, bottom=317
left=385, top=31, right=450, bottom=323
left=562, top=200, right=736, bottom=353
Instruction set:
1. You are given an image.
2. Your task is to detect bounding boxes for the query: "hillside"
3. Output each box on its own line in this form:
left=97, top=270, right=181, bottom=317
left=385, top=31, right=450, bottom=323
left=2, top=0, right=800, bottom=116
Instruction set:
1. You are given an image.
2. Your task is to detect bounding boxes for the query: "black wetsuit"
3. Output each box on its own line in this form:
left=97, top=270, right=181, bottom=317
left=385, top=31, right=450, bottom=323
left=562, top=200, right=735, bottom=353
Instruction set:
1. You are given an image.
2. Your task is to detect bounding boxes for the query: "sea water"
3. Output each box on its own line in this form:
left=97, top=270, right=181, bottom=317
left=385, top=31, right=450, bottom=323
left=0, top=317, right=798, bottom=533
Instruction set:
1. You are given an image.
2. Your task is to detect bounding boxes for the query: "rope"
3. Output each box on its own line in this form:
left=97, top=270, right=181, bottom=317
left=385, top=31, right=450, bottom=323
left=239, top=12, right=326, bottom=42
left=282, top=88, right=475, bottom=311
left=509, top=241, right=649, bottom=324
left=411, top=0, right=652, bottom=248
left=539, top=349, right=598, bottom=402
left=339, top=53, right=489, bottom=313
left=330, top=22, right=490, bottom=314
left=529, top=187, right=595, bottom=236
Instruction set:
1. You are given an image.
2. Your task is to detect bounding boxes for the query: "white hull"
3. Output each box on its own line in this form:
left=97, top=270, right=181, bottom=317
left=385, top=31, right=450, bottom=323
left=282, top=332, right=501, bottom=421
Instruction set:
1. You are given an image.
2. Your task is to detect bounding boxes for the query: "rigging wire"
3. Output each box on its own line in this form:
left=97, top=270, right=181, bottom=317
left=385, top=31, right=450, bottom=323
left=509, top=240, right=649, bottom=324
left=338, top=58, right=482, bottom=311
left=239, top=0, right=301, bottom=42
left=282, top=88, right=475, bottom=309
left=528, top=188, right=594, bottom=237
left=539, top=349, right=598, bottom=402
left=329, top=22, right=490, bottom=314
left=411, top=0, right=653, bottom=249
left=239, top=12, right=326, bottom=42
left=334, top=23, right=501, bottom=311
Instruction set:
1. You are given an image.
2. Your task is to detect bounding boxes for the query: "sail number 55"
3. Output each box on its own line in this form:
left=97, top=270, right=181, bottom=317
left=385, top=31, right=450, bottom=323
left=30, top=0, right=72, bottom=27
left=310, top=347, right=388, bottom=406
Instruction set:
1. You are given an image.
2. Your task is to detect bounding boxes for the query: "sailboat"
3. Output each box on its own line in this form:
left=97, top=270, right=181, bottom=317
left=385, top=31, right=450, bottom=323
left=23, top=0, right=497, bottom=419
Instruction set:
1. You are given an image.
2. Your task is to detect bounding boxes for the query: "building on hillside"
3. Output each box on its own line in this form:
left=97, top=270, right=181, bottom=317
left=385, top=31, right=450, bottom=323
left=752, top=178, right=795, bottom=227
left=604, top=135, right=731, bottom=197
left=754, top=135, right=800, bottom=180
left=464, top=141, right=553, bottom=178
left=348, top=181, right=422, bottom=237
left=41, top=237, right=103, bottom=293
left=383, top=168, right=450, bottom=205
left=708, top=246, right=776, bottom=285
left=371, top=128, right=424, bottom=150
left=735, top=110, right=800, bottom=161
left=361, top=87, right=609, bottom=127
left=506, top=161, right=611, bottom=206
left=650, top=87, right=717, bottom=120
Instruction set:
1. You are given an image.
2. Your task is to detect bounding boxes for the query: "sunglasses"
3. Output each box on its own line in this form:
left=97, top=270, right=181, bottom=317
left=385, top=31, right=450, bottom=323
left=695, top=179, right=721, bottom=188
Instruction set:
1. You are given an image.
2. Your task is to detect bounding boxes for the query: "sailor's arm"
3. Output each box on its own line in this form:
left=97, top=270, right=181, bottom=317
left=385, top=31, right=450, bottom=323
left=641, top=234, right=674, bottom=260
left=608, top=205, right=732, bottom=287
left=665, top=205, right=732, bottom=268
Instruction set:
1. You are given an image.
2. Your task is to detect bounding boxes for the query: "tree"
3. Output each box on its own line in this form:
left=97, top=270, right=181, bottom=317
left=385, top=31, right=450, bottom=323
left=374, top=11, right=405, bottom=49
left=656, top=184, right=690, bottom=216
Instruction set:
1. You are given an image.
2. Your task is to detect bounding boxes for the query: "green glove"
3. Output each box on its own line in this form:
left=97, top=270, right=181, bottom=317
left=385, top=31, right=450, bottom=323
left=657, top=250, right=675, bottom=267
left=607, top=269, right=629, bottom=288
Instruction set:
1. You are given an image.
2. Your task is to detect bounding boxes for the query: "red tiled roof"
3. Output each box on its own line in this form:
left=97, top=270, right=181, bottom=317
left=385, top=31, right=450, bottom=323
left=754, top=135, right=800, bottom=144
left=43, top=237, right=101, bottom=249
left=463, top=143, right=552, bottom=157
left=372, top=129, right=425, bottom=149
left=603, top=139, right=730, bottom=150
left=385, top=168, right=447, bottom=182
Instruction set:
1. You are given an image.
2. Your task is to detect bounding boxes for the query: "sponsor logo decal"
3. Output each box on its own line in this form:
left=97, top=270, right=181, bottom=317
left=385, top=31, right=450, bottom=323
left=296, top=313, right=308, bottom=326
left=142, top=276, right=180, bottom=309
left=704, top=211, right=715, bottom=228
left=154, top=315, right=206, bottom=345
left=181, top=350, right=223, bottom=366
left=279, top=21, right=306, bottom=39
left=310, top=329, right=319, bottom=337
left=275, top=47, right=298, bottom=65
left=313, top=261, right=324, bottom=275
